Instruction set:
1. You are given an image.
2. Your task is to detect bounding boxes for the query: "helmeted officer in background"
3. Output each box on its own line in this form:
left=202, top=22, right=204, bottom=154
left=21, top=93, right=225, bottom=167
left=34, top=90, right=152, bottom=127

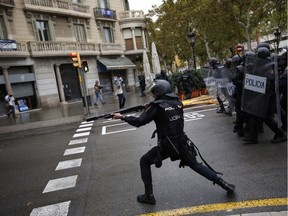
left=243, top=45, right=287, bottom=144
left=177, top=69, right=197, bottom=99
left=209, top=57, right=227, bottom=113
left=231, top=52, right=251, bottom=137
left=155, top=69, right=170, bottom=83
left=113, top=80, right=235, bottom=205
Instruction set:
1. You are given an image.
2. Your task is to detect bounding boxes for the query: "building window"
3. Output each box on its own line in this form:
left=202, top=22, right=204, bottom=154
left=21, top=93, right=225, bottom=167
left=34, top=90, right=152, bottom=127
left=32, top=20, right=53, bottom=41
left=0, top=15, right=7, bottom=39
left=103, top=27, right=114, bottom=43
left=123, top=28, right=134, bottom=50
left=135, top=28, right=143, bottom=49
left=99, top=0, right=109, bottom=8
left=123, top=0, right=130, bottom=10
left=73, top=23, right=87, bottom=42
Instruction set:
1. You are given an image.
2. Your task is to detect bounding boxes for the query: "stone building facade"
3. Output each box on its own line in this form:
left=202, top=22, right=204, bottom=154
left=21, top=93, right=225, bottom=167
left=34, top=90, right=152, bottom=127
left=0, top=0, right=148, bottom=115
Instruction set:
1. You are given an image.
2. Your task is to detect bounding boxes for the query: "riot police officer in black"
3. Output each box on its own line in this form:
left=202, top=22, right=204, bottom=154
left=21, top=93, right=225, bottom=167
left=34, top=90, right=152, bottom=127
left=113, top=80, right=235, bottom=205
left=177, top=70, right=197, bottom=99
left=244, top=46, right=287, bottom=144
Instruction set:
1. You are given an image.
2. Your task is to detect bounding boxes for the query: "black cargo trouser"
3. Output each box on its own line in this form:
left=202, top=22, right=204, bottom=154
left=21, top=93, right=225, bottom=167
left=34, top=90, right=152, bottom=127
left=139, top=146, right=219, bottom=187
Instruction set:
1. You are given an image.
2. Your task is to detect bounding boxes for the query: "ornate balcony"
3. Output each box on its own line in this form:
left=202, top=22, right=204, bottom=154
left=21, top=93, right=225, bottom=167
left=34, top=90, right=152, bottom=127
left=0, top=42, right=29, bottom=57
left=94, top=7, right=117, bottom=22
left=118, top=10, right=146, bottom=28
left=0, top=41, right=127, bottom=57
left=0, top=0, right=15, bottom=7
left=118, top=10, right=145, bottom=20
left=22, top=0, right=91, bottom=18
left=27, top=41, right=101, bottom=57
left=99, top=43, right=123, bottom=55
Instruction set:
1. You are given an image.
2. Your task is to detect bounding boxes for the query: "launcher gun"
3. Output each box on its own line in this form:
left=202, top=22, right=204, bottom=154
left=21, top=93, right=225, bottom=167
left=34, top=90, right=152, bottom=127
left=86, top=104, right=146, bottom=122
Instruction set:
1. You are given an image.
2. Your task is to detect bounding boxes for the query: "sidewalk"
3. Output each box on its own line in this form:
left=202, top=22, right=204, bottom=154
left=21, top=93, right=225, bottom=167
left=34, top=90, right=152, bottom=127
left=0, top=92, right=153, bottom=134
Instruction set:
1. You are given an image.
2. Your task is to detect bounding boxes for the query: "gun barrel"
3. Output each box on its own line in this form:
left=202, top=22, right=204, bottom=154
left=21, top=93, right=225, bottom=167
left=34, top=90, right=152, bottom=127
left=85, top=104, right=145, bottom=122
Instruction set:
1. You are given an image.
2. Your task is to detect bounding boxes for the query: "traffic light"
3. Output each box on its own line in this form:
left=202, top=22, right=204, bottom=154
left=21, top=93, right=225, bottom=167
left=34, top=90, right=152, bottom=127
left=82, top=60, right=89, bottom=73
left=70, top=51, right=81, bottom=68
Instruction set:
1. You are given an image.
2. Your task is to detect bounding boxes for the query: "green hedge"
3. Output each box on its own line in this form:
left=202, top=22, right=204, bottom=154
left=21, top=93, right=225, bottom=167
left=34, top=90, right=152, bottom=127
left=168, top=69, right=206, bottom=92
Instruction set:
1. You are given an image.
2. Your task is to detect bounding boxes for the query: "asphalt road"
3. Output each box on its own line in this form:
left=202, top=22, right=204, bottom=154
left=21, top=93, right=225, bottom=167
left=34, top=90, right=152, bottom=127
left=0, top=105, right=286, bottom=216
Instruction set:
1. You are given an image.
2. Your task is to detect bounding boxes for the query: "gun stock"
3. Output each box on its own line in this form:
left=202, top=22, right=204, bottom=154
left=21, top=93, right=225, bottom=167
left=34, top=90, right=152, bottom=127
left=86, top=104, right=146, bottom=122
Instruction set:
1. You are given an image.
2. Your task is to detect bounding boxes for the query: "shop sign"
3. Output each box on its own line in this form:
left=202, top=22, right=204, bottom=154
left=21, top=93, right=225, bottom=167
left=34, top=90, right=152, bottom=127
left=0, top=39, right=17, bottom=51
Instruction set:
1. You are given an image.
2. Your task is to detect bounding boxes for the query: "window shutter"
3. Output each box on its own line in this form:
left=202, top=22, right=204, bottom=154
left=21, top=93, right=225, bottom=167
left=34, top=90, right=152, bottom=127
left=48, top=20, right=55, bottom=41
left=32, top=20, right=40, bottom=41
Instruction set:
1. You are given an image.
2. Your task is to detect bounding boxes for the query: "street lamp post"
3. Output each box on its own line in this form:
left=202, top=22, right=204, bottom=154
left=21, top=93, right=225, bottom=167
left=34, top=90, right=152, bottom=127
left=274, top=28, right=281, bottom=53
left=187, top=30, right=196, bottom=70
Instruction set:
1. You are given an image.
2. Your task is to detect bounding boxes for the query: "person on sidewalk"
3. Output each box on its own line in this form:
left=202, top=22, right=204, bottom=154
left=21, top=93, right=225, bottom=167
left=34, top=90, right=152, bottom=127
left=138, top=73, right=146, bottom=97
left=113, top=79, right=235, bottom=205
left=5, top=93, right=17, bottom=118
left=94, top=80, right=105, bottom=106
left=114, top=75, right=126, bottom=109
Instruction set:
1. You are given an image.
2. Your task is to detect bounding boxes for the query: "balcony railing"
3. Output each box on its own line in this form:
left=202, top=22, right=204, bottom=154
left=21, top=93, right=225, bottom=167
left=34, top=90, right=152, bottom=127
left=0, top=41, right=126, bottom=57
left=0, top=42, right=29, bottom=57
left=28, top=41, right=101, bottom=57
left=22, top=0, right=90, bottom=17
left=0, top=0, right=15, bottom=7
left=118, top=10, right=144, bottom=20
left=94, top=7, right=117, bottom=21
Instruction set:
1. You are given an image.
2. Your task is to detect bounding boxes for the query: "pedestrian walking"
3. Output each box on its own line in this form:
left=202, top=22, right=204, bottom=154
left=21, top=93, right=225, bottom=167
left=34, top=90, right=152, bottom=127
left=112, top=79, right=235, bottom=205
left=138, top=73, right=146, bottom=97
left=114, top=75, right=126, bottom=109
left=94, top=80, right=105, bottom=106
left=5, top=93, right=17, bottom=118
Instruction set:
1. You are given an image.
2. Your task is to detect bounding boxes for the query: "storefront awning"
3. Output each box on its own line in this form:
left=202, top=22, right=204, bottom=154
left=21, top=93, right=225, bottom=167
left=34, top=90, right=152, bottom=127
left=97, top=57, right=136, bottom=70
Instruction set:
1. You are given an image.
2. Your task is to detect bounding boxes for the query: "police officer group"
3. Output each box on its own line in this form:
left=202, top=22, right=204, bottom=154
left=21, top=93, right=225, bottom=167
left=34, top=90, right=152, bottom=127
left=209, top=42, right=287, bottom=144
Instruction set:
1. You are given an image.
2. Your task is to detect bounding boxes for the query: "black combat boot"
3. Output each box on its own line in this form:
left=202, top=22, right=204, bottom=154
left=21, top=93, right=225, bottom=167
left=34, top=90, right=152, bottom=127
left=216, top=178, right=235, bottom=193
left=137, top=184, right=156, bottom=205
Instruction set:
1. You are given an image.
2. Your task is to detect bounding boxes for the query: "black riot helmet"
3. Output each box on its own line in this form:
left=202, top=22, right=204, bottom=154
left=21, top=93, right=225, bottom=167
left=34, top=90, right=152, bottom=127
left=225, top=58, right=232, bottom=69
left=256, top=42, right=270, bottom=51
left=232, top=55, right=242, bottom=66
left=242, top=50, right=255, bottom=64
left=150, top=79, right=172, bottom=98
left=209, top=57, right=219, bottom=68
left=256, top=47, right=271, bottom=59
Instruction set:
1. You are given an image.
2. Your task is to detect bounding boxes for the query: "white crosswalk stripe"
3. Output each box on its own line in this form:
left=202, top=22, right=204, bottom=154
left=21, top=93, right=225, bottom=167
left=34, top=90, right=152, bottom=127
left=30, top=201, right=71, bottom=216
left=73, top=132, right=90, bottom=137
left=76, top=127, right=91, bottom=132
left=69, top=138, right=88, bottom=145
left=81, top=121, right=94, bottom=124
left=63, top=147, right=85, bottom=156
left=79, top=123, right=93, bottom=128
left=43, top=175, right=78, bottom=193
left=55, top=158, right=82, bottom=171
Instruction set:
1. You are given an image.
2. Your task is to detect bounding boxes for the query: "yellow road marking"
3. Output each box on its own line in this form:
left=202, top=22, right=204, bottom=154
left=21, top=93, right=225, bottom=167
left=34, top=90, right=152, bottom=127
left=138, top=198, right=288, bottom=216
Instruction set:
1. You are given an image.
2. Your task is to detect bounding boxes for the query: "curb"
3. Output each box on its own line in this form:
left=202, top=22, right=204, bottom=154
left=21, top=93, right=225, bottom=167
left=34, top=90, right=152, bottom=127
left=0, top=115, right=84, bottom=134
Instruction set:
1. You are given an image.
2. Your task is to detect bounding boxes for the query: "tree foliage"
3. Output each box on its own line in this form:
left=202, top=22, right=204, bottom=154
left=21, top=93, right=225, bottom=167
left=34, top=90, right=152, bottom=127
left=144, top=0, right=287, bottom=69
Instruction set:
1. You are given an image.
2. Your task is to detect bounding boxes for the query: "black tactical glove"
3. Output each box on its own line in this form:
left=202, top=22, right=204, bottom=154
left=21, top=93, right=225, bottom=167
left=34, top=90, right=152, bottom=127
left=179, top=160, right=187, bottom=168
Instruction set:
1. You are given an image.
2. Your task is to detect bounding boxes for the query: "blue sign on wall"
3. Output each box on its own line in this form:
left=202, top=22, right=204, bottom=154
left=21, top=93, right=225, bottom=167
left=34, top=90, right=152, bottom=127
left=0, top=39, right=17, bottom=51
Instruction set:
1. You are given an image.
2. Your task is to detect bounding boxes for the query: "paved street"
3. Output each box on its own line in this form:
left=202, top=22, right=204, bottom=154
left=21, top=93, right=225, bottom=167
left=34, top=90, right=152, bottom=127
left=0, top=103, right=286, bottom=216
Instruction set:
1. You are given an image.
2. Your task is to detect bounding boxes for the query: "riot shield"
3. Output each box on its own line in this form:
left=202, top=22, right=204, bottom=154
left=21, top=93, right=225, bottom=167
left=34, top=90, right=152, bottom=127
left=241, top=56, right=274, bottom=118
left=199, top=67, right=216, bottom=99
left=213, top=66, right=231, bottom=101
